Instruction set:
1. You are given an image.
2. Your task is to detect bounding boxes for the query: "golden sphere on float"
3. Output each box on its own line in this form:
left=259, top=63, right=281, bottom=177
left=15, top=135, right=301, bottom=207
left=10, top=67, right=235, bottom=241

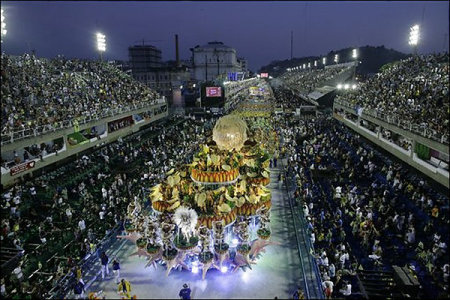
left=213, top=115, right=248, bottom=151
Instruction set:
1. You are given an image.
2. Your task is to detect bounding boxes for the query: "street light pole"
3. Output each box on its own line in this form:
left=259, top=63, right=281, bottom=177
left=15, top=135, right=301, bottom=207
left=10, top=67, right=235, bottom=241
left=205, top=54, right=208, bottom=81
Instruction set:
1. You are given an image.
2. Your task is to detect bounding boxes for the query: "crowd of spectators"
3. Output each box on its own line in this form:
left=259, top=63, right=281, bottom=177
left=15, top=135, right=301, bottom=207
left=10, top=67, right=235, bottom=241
left=277, top=114, right=449, bottom=299
left=272, top=86, right=312, bottom=109
left=281, top=66, right=350, bottom=95
left=0, top=115, right=215, bottom=299
left=336, top=53, right=449, bottom=140
left=1, top=53, right=161, bottom=138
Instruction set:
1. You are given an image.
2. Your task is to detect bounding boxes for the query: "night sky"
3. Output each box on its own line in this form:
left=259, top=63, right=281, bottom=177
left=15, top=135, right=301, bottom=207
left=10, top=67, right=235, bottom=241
left=1, top=1, right=448, bottom=71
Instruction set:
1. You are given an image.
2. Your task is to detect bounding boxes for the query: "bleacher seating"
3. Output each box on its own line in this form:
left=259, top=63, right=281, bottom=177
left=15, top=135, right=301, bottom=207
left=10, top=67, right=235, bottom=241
left=279, top=114, right=449, bottom=299
left=1, top=53, right=161, bottom=139
left=336, top=53, right=449, bottom=142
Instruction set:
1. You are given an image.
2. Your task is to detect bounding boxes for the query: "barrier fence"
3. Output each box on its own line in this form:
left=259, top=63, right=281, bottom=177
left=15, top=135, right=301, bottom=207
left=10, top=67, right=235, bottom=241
left=284, top=164, right=325, bottom=299
left=1, top=100, right=167, bottom=145
left=334, top=98, right=449, bottom=145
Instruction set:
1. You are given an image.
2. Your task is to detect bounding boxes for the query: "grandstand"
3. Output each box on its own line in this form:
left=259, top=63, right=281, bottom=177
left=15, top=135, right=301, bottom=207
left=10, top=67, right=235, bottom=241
left=1, top=54, right=169, bottom=187
left=1, top=3, right=449, bottom=299
left=333, top=53, right=449, bottom=188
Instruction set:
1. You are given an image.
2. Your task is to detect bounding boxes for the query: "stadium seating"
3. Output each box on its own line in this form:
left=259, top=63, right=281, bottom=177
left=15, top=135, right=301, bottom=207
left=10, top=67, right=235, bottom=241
left=1, top=53, right=161, bottom=138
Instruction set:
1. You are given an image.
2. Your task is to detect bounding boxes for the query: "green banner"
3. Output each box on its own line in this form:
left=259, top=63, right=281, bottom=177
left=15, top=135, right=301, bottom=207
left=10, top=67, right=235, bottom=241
left=415, top=142, right=430, bottom=160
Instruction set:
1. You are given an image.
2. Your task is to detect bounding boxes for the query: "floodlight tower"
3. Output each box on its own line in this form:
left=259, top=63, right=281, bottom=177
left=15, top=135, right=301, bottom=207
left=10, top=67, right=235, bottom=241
left=1, top=9, right=6, bottom=43
left=334, top=54, right=339, bottom=64
left=322, top=57, right=327, bottom=66
left=352, top=48, right=358, bottom=60
left=96, top=32, right=106, bottom=61
left=408, top=24, right=420, bottom=55
left=351, top=48, right=358, bottom=79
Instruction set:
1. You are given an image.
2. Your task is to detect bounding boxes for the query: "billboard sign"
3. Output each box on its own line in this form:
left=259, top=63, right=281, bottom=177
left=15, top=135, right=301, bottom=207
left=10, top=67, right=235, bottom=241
left=227, top=72, right=238, bottom=81
left=206, top=87, right=222, bottom=97
left=260, top=73, right=269, bottom=78
left=10, top=160, right=35, bottom=176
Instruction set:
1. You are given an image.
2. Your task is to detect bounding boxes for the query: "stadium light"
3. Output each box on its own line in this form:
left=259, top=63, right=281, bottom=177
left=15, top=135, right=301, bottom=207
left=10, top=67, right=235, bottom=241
left=1, top=9, right=6, bottom=41
left=322, top=57, right=326, bottom=65
left=337, top=84, right=343, bottom=90
left=352, top=48, right=358, bottom=59
left=344, top=84, right=349, bottom=90
left=334, top=54, right=339, bottom=64
left=303, top=63, right=306, bottom=69
left=96, top=32, right=106, bottom=60
left=308, top=62, right=311, bottom=68
left=352, top=84, right=357, bottom=89
left=409, top=24, right=420, bottom=54
left=314, top=60, right=317, bottom=67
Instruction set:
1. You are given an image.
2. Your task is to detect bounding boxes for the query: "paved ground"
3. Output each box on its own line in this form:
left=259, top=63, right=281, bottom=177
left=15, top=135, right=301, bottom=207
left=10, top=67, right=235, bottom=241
left=83, top=167, right=305, bottom=299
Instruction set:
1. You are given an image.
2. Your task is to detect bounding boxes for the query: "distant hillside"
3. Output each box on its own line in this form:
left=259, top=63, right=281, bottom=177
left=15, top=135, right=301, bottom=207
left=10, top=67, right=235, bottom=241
left=259, top=45, right=409, bottom=77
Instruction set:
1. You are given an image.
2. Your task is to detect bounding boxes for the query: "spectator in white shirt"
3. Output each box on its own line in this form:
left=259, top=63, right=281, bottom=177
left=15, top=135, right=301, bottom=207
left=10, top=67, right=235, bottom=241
left=78, top=219, right=86, bottom=231
left=339, top=281, right=352, bottom=296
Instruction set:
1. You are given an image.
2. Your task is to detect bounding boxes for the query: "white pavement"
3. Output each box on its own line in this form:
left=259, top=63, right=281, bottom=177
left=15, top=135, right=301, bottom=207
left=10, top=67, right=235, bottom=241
left=84, top=167, right=304, bottom=299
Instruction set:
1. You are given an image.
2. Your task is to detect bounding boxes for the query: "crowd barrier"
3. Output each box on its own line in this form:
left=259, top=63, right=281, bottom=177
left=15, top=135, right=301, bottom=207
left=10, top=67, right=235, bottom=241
left=1, top=100, right=166, bottom=145
left=282, top=159, right=325, bottom=299
left=45, top=225, right=122, bottom=299
left=334, top=98, right=449, bottom=145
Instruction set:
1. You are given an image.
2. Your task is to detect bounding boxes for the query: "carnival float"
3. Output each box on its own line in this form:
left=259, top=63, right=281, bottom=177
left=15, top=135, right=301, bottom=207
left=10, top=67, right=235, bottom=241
left=119, top=97, right=279, bottom=279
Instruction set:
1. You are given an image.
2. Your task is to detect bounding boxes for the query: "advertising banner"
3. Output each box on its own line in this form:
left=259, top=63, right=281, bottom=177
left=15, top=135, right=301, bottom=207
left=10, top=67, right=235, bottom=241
left=206, top=87, right=222, bottom=97
left=10, top=161, right=36, bottom=176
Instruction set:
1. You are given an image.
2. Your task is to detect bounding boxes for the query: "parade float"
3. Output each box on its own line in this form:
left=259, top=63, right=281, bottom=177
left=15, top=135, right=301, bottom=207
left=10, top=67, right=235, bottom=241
left=119, top=113, right=279, bottom=279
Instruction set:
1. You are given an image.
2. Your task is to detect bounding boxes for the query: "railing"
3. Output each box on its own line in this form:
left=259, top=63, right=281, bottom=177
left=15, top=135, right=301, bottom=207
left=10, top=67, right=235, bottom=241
left=334, top=98, right=449, bottom=145
left=46, top=225, right=122, bottom=299
left=284, top=166, right=325, bottom=299
left=1, top=99, right=167, bottom=146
